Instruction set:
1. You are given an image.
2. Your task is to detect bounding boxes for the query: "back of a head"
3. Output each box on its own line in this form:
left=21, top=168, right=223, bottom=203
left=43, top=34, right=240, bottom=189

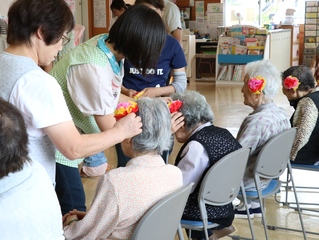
left=245, top=59, right=281, bottom=99
left=7, top=0, right=74, bottom=46
left=111, top=0, right=129, bottom=11
left=283, top=65, right=315, bottom=91
left=132, top=98, right=171, bottom=155
left=134, top=0, right=165, bottom=11
left=108, top=4, right=166, bottom=75
left=171, top=90, right=214, bottom=131
left=0, top=99, right=30, bottom=179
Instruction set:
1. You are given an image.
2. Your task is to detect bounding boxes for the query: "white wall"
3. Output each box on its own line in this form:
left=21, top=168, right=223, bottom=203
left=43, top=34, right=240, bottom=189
left=0, top=0, right=88, bottom=40
left=0, top=0, right=14, bottom=18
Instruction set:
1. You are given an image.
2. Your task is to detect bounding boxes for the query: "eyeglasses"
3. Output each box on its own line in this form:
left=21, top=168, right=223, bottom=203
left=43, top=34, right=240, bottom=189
left=61, top=34, right=71, bottom=46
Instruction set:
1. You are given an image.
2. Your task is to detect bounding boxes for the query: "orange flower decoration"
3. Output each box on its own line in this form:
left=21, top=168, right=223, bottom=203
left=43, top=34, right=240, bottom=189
left=114, top=101, right=138, bottom=121
left=283, top=76, right=300, bottom=90
left=248, top=76, right=266, bottom=94
left=114, top=100, right=183, bottom=121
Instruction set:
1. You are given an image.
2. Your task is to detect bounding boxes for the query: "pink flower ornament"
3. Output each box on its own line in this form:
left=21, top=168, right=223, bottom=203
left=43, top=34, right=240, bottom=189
left=283, top=76, right=300, bottom=90
left=248, top=76, right=266, bottom=94
left=114, top=101, right=139, bottom=121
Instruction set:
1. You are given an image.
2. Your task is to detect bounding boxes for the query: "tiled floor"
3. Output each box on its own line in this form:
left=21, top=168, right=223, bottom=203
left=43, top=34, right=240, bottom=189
left=82, top=81, right=319, bottom=239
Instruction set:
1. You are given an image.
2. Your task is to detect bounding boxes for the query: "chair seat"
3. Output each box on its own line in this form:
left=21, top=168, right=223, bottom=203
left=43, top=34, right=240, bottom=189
left=241, top=179, right=281, bottom=198
left=181, top=219, right=214, bottom=226
left=291, top=163, right=319, bottom=171
left=181, top=219, right=219, bottom=232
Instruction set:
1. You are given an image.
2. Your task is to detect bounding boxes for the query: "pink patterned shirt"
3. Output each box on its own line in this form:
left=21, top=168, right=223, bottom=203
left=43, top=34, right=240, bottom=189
left=63, top=155, right=183, bottom=240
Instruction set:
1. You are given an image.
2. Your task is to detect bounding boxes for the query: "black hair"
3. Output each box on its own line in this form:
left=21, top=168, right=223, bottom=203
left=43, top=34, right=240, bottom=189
left=0, top=98, right=30, bottom=178
left=108, top=4, right=166, bottom=75
left=111, top=0, right=130, bottom=10
left=7, top=0, right=75, bottom=46
left=282, top=65, right=315, bottom=91
left=134, top=0, right=165, bottom=11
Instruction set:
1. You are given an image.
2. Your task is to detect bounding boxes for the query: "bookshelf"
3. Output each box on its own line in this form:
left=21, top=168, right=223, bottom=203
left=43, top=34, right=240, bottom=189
left=215, top=25, right=291, bottom=85
left=303, top=1, right=319, bottom=68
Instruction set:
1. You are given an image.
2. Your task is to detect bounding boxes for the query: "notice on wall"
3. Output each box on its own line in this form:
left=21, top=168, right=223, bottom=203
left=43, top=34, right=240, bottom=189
left=195, top=1, right=205, bottom=28
left=93, top=0, right=106, bottom=28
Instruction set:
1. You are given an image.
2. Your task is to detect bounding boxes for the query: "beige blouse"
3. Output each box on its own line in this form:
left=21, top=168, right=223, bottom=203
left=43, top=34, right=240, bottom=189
left=63, top=155, right=183, bottom=240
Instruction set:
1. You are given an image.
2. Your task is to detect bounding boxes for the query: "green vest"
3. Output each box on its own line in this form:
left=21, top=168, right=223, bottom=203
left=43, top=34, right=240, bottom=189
left=50, top=34, right=109, bottom=167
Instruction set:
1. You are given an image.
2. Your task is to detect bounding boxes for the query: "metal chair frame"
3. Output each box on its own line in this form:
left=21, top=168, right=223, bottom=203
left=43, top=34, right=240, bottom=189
left=177, top=148, right=255, bottom=240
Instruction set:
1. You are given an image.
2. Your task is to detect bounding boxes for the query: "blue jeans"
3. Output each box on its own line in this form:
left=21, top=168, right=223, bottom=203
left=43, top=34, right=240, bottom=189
left=55, top=163, right=86, bottom=215
left=83, top=151, right=107, bottom=167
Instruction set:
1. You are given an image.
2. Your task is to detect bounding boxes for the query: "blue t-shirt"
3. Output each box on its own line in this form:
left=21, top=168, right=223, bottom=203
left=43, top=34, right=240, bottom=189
left=123, top=34, right=187, bottom=91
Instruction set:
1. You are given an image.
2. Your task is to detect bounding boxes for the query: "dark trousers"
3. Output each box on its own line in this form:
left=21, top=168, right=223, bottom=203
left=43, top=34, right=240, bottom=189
left=55, top=162, right=86, bottom=215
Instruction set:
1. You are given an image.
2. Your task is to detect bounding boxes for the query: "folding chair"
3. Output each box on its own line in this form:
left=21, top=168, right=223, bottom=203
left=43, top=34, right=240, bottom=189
left=178, top=148, right=255, bottom=240
left=238, top=128, right=307, bottom=240
left=275, top=164, right=319, bottom=214
left=131, top=182, right=193, bottom=240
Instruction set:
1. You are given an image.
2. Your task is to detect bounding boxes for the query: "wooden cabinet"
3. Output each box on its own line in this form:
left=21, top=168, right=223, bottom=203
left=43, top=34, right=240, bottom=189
left=195, top=41, right=217, bottom=80
left=280, top=25, right=300, bottom=66
left=176, top=0, right=193, bottom=7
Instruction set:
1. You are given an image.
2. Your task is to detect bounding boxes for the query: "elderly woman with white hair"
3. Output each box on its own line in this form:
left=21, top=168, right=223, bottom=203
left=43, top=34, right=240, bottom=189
left=62, top=97, right=183, bottom=240
left=234, top=59, right=290, bottom=218
left=172, top=90, right=241, bottom=240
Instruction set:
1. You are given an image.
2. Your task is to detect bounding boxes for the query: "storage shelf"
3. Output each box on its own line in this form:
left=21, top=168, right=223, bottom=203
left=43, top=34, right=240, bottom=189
left=218, top=54, right=263, bottom=64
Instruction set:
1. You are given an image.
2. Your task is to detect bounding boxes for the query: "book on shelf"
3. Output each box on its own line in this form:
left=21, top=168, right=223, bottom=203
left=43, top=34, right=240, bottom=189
left=217, top=66, right=228, bottom=81
left=225, top=65, right=234, bottom=80
left=232, top=65, right=244, bottom=81
left=217, top=65, right=244, bottom=82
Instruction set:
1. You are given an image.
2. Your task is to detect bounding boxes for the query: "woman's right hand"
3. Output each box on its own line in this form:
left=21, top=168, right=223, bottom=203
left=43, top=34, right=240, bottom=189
left=115, top=113, right=143, bottom=139
left=171, top=112, right=184, bottom=134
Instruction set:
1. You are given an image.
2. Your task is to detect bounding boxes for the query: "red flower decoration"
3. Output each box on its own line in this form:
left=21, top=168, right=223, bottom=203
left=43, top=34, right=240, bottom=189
left=168, top=100, right=183, bottom=113
left=248, top=76, right=266, bottom=94
left=283, top=76, right=300, bottom=90
left=114, top=101, right=139, bottom=121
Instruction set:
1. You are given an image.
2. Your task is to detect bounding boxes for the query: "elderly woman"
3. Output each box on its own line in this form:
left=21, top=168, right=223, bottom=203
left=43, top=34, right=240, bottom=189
left=0, top=99, right=63, bottom=239
left=282, top=65, right=319, bottom=165
left=62, top=97, right=183, bottom=240
left=235, top=60, right=290, bottom=218
left=172, top=90, right=241, bottom=240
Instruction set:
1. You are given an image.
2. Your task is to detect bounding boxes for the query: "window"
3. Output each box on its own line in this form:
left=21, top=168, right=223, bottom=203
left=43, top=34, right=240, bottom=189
left=224, top=0, right=305, bottom=27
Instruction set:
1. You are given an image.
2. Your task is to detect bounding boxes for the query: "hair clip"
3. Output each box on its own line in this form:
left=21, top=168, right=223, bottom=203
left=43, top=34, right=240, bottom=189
left=248, top=76, right=266, bottom=94
left=283, top=76, right=300, bottom=90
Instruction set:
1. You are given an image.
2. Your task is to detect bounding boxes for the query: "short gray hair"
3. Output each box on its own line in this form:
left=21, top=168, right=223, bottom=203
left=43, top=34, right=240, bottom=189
left=245, top=59, right=281, bottom=100
left=171, top=90, right=214, bottom=131
left=132, top=97, right=171, bottom=154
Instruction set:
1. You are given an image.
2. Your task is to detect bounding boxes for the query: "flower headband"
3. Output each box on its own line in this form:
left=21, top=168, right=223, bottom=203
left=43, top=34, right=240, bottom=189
left=248, top=76, right=266, bottom=94
left=283, top=76, right=300, bottom=90
left=114, top=100, right=183, bottom=120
